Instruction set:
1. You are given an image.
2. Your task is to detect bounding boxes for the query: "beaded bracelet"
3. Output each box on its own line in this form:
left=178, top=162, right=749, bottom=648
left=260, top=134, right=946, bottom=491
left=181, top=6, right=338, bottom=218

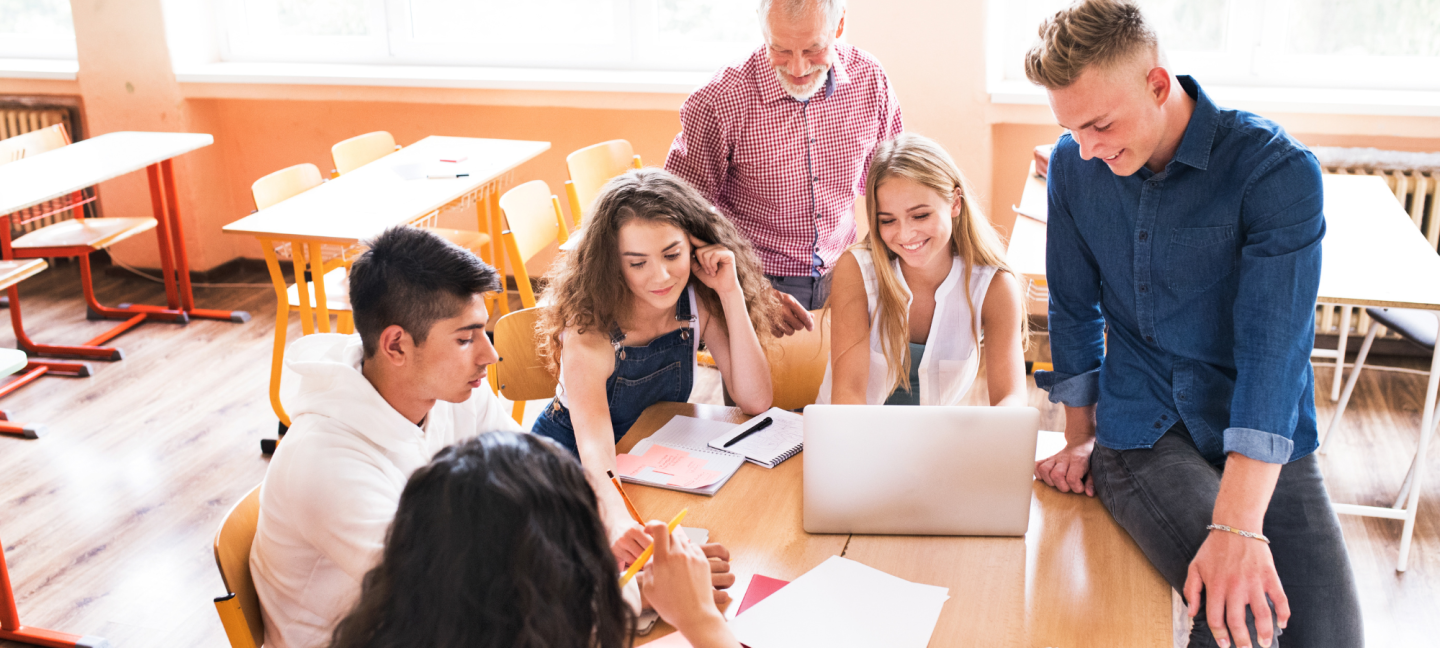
left=1207, top=523, right=1270, bottom=544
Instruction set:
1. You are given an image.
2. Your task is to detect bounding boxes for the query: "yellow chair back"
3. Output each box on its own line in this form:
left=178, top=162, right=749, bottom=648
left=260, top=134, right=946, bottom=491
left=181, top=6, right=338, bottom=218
left=331, top=131, right=398, bottom=175
left=0, top=123, right=69, bottom=164
left=251, top=163, right=323, bottom=210
left=769, top=310, right=831, bottom=411
left=212, top=484, right=264, bottom=648
left=564, top=139, right=643, bottom=228
left=493, top=307, right=558, bottom=423
left=498, top=180, right=569, bottom=308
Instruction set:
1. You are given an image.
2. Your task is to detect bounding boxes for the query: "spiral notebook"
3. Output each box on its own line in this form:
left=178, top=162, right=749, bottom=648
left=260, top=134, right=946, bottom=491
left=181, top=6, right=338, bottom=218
left=707, top=407, right=805, bottom=469
left=616, top=416, right=747, bottom=496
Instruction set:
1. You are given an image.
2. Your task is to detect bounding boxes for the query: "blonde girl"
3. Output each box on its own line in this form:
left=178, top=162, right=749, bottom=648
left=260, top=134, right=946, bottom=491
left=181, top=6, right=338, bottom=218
left=818, top=133, right=1027, bottom=406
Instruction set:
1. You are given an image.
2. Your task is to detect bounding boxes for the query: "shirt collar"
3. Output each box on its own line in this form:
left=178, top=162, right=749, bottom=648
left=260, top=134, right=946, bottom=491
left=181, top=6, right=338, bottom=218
left=755, top=43, right=850, bottom=105
left=1170, top=75, right=1217, bottom=172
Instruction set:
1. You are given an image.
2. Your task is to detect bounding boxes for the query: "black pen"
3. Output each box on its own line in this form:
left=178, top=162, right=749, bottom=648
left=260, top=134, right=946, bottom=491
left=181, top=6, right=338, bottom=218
left=723, top=416, right=772, bottom=448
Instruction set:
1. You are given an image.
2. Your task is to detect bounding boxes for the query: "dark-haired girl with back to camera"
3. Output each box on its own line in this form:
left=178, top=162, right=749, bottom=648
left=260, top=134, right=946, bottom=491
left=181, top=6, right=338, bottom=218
left=327, top=431, right=741, bottom=648
left=533, top=168, right=781, bottom=565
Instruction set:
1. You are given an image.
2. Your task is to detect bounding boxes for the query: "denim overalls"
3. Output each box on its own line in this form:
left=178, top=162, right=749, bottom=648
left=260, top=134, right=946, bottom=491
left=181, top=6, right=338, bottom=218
left=532, top=286, right=697, bottom=455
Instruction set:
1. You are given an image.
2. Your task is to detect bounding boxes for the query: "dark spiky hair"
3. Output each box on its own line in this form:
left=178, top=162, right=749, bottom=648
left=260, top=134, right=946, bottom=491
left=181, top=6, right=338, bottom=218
left=347, top=226, right=500, bottom=357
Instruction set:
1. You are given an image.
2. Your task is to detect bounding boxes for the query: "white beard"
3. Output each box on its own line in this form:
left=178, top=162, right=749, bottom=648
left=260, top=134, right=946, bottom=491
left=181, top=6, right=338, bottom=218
left=774, top=64, right=829, bottom=100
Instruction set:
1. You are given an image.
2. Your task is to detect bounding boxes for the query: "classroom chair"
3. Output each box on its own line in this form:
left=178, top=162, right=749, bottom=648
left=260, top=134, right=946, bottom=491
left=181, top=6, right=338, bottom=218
left=491, top=308, right=557, bottom=424
left=252, top=163, right=355, bottom=452
left=564, top=139, right=643, bottom=230
left=212, top=484, right=264, bottom=648
left=330, top=131, right=491, bottom=255
left=0, top=123, right=165, bottom=361
left=496, top=180, right=570, bottom=311
left=769, top=310, right=831, bottom=411
left=1320, top=306, right=1438, bottom=569
left=0, top=258, right=90, bottom=440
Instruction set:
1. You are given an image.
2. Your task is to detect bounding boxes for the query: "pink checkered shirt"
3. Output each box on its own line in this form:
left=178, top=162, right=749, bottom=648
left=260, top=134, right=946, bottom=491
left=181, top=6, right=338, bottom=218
left=665, top=43, right=904, bottom=277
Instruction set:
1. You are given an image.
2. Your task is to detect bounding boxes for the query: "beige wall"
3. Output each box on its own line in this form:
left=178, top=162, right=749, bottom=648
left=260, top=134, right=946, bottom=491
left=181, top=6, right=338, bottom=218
left=3, top=0, right=1439, bottom=272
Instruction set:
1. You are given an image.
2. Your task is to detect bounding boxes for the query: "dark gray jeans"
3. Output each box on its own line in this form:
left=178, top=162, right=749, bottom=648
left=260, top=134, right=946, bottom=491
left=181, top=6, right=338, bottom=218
left=767, top=273, right=832, bottom=311
left=1091, top=426, right=1363, bottom=647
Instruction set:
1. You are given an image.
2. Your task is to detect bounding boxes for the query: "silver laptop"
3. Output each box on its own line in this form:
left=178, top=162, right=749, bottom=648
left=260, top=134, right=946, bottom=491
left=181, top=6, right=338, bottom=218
left=802, top=405, right=1040, bottom=536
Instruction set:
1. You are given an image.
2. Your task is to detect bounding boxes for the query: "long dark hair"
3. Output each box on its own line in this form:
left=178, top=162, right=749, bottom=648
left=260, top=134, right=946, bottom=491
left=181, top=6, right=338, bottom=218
left=537, top=168, right=780, bottom=375
left=328, top=432, right=635, bottom=648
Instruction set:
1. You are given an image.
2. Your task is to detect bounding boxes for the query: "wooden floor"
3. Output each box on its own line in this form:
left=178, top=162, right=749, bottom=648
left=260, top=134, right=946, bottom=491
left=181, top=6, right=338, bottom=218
left=1, top=263, right=1436, bottom=647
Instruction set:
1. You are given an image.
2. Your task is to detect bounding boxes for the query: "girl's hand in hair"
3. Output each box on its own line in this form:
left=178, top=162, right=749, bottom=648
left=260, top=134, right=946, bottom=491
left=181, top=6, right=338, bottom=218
left=688, top=233, right=741, bottom=298
left=639, top=521, right=739, bottom=647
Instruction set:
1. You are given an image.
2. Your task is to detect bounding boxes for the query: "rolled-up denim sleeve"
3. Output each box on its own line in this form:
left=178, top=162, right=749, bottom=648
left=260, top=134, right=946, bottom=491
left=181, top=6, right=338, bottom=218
left=1037, top=137, right=1107, bottom=408
left=1034, top=368, right=1099, bottom=407
left=1225, top=149, right=1325, bottom=464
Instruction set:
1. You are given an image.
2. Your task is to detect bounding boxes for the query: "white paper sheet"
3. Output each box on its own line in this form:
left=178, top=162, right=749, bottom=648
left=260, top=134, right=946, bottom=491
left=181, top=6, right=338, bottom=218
left=727, top=556, right=950, bottom=648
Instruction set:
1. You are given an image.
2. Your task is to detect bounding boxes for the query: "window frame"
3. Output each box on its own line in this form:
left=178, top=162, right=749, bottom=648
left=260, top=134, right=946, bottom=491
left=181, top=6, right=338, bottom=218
left=215, top=0, right=763, bottom=72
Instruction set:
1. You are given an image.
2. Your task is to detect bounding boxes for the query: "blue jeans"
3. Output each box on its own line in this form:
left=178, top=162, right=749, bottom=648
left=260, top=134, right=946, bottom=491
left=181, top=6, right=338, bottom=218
left=532, top=288, right=697, bottom=455
left=1091, top=425, right=1363, bottom=647
left=767, top=273, right=832, bottom=310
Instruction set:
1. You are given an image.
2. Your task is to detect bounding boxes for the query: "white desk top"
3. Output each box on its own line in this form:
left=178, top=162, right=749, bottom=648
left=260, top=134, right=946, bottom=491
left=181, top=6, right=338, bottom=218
left=223, top=136, right=550, bottom=244
left=1006, top=166, right=1048, bottom=283
left=1003, top=170, right=1440, bottom=311
left=0, top=131, right=213, bottom=215
left=1317, top=174, right=1440, bottom=310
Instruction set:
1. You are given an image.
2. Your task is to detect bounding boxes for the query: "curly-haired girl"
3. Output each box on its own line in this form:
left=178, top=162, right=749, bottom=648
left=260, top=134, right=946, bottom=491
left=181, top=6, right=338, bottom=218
left=533, top=168, right=780, bottom=562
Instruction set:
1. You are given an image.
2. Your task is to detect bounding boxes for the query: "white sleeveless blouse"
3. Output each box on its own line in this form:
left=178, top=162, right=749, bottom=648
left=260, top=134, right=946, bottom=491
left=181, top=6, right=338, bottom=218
left=816, top=248, right=998, bottom=406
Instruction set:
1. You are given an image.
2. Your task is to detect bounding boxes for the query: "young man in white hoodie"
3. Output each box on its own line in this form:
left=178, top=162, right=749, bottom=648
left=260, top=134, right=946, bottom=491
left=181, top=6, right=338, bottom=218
left=249, top=226, right=520, bottom=648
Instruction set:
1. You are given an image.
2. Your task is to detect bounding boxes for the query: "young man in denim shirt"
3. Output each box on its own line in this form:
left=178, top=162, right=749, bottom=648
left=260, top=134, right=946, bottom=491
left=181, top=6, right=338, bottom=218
left=1024, top=2, right=1362, bottom=647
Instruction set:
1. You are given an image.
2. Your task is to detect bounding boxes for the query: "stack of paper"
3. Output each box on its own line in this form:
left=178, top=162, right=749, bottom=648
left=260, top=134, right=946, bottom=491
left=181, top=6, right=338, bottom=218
left=728, top=556, right=950, bottom=648
left=616, top=416, right=747, bottom=495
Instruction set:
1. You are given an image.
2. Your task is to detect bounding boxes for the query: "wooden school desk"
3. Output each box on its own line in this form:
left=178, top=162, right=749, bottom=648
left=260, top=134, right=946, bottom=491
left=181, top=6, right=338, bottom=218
left=0, top=131, right=246, bottom=357
left=222, top=136, right=549, bottom=427
left=1313, top=174, right=1440, bottom=572
left=623, top=403, right=1171, bottom=647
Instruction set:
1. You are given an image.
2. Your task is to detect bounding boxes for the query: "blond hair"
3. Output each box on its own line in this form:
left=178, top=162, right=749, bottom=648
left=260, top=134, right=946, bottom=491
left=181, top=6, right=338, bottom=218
left=1024, top=0, right=1158, bottom=90
left=852, top=133, right=1028, bottom=397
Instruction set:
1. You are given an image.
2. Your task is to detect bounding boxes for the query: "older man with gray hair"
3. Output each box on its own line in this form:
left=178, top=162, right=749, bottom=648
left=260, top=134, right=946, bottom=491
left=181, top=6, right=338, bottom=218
left=665, top=0, right=903, bottom=331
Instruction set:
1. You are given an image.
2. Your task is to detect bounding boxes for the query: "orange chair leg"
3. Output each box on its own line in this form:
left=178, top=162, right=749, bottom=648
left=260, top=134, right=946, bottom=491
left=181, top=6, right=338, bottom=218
left=6, top=285, right=122, bottom=362
left=0, top=540, right=107, bottom=647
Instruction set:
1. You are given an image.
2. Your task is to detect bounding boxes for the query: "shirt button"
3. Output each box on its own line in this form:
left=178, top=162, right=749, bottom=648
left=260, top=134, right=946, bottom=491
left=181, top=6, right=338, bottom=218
left=1161, top=414, right=1168, bottom=420
left=1153, top=422, right=1163, bottom=428
left=1139, top=284, right=1148, bottom=292
left=1138, top=231, right=1148, bottom=242
left=1145, top=335, right=1155, bottom=343
left=812, top=176, right=819, bottom=182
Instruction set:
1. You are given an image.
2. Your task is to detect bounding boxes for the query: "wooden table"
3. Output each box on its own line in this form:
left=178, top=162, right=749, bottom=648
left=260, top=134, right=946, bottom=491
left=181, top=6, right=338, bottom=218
left=1004, top=170, right=1440, bottom=571
left=222, top=136, right=549, bottom=427
left=0, top=131, right=246, bottom=356
left=623, top=403, right=1171, bottom=646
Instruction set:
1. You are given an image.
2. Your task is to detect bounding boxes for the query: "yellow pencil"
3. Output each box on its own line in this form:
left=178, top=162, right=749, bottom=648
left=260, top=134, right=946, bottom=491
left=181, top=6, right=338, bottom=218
left=618, top=508, right=688, bottom=586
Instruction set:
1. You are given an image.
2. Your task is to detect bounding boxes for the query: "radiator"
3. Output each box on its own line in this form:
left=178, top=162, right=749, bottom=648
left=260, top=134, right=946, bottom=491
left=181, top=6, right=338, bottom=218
left=1, top=104, right=89, bottom=236
left=1313, top=147, right=1440, bottom=342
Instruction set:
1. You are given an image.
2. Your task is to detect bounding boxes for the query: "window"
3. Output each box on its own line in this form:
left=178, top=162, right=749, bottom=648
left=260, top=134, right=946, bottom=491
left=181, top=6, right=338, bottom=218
left=988, top=0, right=1440, bottom=96
left=0, top=0, right=77, bottom=60
left=219, top=0, right=762, bottom=71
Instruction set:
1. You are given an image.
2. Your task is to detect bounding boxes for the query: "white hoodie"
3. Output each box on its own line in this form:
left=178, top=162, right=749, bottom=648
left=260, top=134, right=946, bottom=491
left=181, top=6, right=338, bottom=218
left=249, top=333, right=520, bottom=648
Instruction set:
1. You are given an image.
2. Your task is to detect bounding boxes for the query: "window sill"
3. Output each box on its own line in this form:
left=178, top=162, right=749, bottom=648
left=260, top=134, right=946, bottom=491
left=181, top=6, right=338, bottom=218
left=173, top=61, right=712, bottom=94
left=989, top=80, right=1440, bottom=118
left=0, top=58, right=79, bottom=81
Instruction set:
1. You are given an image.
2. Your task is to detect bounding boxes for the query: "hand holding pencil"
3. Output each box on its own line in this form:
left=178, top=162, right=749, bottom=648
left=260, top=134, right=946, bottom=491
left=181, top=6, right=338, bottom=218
left=637, top=515, right=738, bottom=646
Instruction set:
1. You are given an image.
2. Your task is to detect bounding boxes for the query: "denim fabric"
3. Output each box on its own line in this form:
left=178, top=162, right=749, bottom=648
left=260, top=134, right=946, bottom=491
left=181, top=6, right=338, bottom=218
left=883, top=342, right=926, bottom=405
left=532, top=288, right=697, bottom=455
left=1091, top=425, right=1363, bottom=647
left=1036, top=76, right=1325, bottom=465
left=767, top=273, right=833, bottom=310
